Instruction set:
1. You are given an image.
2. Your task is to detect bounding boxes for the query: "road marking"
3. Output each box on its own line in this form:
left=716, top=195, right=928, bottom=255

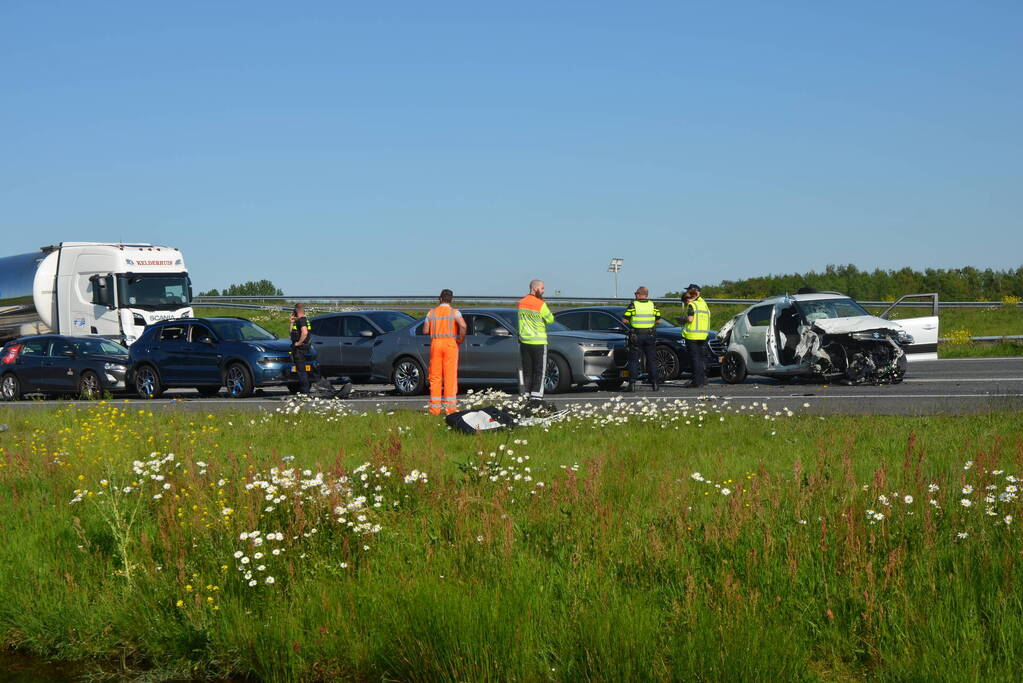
left=905, top=377, right=1023, bottom=383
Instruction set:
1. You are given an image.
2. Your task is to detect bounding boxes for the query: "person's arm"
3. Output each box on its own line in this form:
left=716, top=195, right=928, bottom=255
left=541, top=302, right=554, bottom=325
left=685, top=304, right=695, bottom=324
left=623, top=302, right=635, bottom=324
left=653, top=305, right=662, bottom=322
left=454, top=310, right=467, bottom=344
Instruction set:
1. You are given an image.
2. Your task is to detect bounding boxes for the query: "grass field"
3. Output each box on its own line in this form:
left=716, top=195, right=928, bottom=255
left=1, top=397, right=1022, bottom=680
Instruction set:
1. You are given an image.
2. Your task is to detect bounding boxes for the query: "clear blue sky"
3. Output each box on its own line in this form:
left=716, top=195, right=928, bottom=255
left=3, top=1, right=1021, bottom=297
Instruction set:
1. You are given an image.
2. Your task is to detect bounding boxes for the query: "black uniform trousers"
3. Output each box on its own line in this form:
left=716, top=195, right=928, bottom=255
left=686, top=338, right=707, bottom=386
left=628, top=330, right=658, bottom=386
left=519, top=343, right=548, bottom=399
left=292, top=344, right=311, bottom=393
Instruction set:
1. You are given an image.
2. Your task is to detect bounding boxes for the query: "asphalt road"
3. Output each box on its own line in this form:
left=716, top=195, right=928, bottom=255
left=3, top=357, right=1023, bottom=416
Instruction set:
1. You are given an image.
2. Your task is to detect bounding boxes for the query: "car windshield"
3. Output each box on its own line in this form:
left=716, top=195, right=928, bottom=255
left=116, top=273, right=191, bottom=310
left=208, top=320, right=276, bottom=341
left=366, top=311, right=415, bottom=332
left=795, top=298, right=870, bottom=322
left=72, top=339, right=129, bottom=356
left=492, top=311, right=569, bottom=333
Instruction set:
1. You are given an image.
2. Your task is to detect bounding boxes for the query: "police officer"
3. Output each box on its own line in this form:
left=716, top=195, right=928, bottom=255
left=623, top=286, right=661, bottom=391
left=681, top=284, right=711, bottom=388
left=289, top=303, right=312, bottom=394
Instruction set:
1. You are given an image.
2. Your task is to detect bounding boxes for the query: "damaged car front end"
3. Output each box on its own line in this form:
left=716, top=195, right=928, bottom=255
left=717, top=292, right=937, bottom=385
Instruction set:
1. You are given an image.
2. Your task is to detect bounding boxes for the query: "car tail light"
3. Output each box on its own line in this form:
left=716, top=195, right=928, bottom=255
left=1, top=345, right=22, bottom=365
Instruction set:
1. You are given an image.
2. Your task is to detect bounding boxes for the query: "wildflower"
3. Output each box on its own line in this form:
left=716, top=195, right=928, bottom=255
left=265, top=576, right=275, bottom=585
left=960, top=499, right=973, bottom=508
left=873, top=512, right=884, bottom=521
left=962, top=485, right=973, bottom=495
left=964, top=461, right=974, bottom=470
left=176, top=600, right=184, bottom=607
left=240, top=556, right=250, bottom=564
left=221, top=507, right=234, bottom=516
left=903, top=495, right=913, bottom=504
left=233, top=551, right=243, bottom=559
left=928, top=483, right=940, bottom=493
left=248, top=580, right=257, bottom=587
left=957, top=531, right=969, bottom=539
left=1005, top=515, right=1014, bottom=525
left=690, top=472, right=705, bottom=482
left=721, top=488, right=732, bottom=496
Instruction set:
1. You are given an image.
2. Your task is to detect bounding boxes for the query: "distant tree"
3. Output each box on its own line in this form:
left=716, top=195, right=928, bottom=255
left=199, top=280, right=283, bottom=297
left=665, top=266, right=1023, bottom=301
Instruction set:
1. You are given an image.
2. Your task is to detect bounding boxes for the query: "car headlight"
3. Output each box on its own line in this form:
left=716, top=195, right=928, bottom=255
left=897, top=329, right=914, bottom=344
left=104, top=362, right=127, bottom=371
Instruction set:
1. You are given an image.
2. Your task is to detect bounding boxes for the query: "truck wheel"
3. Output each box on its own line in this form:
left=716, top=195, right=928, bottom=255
left=225, top=363, right=255, bottom=398
left=134, top=365, right=164, bottom=399
left=544, top=353, right=572, bottom=394
left=393, top=357, right=426, bottom=396
left=1, top=373, right=22, bottom=401
left=721, top=351, right=747, bottom=385
left=78, top=371, right=101, bottom=399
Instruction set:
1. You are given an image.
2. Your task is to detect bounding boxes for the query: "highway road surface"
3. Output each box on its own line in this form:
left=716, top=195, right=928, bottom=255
left=2, top=357, right=1023, bottom=416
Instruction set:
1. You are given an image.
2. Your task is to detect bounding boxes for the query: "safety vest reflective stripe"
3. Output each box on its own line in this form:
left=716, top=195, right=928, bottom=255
left=427, top=305, right=459, bottom=339
left=518, top=295, right=553, bottom=345
left=624, top=300, right=659, bottom=329
left=291, top=321, right=312, bottom=332
left=682, top=297, right=711, bottom=340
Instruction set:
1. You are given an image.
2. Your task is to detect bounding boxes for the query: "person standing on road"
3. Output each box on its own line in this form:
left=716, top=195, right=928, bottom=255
left=423, top=289, right=466, bottom=416
left=517, top=279, right=555, bottom=405
left=681, top=284, right=711, bottom=388
left=623, top=286, right=661, bottom=392
left=289, top=303, right=312, bottom=394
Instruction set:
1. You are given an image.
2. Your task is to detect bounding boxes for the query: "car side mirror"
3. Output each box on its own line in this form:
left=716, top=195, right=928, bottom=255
left=359, top=330, right=375, bottom=338
left=62, top=349, right=76, bottom=358
left=201, top=338, right=215, bottom=345
left=492, top=328, right=510, bottom=337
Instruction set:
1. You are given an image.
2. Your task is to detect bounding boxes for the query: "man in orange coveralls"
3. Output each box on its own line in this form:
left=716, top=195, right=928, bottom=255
left=422, top=288, right=467, bottom=415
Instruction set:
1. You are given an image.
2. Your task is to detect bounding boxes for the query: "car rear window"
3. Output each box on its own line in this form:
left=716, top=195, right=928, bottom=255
left=746, top=305, right=773, bottom=327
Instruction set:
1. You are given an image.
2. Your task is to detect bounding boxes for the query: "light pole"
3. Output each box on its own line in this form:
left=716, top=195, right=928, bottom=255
left=607, top=257, right=623, bottom=299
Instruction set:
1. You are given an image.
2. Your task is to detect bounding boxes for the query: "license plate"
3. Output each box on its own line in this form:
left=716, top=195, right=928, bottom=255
left=291, top=365, right=312, bottom=372
left=621, top=370, right=630, bottom=378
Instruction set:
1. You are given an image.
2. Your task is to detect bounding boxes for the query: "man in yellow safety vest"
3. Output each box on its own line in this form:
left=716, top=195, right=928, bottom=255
left=517, top=279, right=555, bottom=405
left=622, top=286, right=661, bottom=392
left=681, top=284, right=711, bottom=388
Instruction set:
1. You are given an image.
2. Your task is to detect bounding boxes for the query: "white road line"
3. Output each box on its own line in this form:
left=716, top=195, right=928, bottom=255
left=905, top=377, right=1023, bottom=382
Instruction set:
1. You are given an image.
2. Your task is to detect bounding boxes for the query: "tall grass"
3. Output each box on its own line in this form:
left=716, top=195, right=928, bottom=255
left=3, top=399, right=1020, bottom=680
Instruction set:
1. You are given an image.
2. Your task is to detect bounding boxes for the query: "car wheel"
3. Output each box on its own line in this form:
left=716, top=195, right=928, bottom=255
left=196, top=386, right=221, bottom=397
left=225, top=363, right=255, bottom=398
left=1, top=373, right=21, bottom=401
left=596, top=379, right=624, bottom=390
left=655, top=345, right=681, bottom=381
left=393, top=357, right=426, bottom=396
left=78, top=371, right=101, bottom=399
left=134, top=365, right=164, bottom=399
left=721, top=351, right=747, bottom=384
left=544, top=353, right=571, bottom=394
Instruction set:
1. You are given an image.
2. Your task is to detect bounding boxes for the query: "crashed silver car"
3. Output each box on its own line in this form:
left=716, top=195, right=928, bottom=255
left=717, top=292, right=939, bottom=385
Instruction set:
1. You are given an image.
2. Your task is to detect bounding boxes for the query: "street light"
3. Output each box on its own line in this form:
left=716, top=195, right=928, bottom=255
left=607, top=257, right=623, bottom=299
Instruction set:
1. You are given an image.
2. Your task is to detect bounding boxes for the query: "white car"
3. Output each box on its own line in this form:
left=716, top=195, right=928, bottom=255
left=716, top=291, right=939, bottom=385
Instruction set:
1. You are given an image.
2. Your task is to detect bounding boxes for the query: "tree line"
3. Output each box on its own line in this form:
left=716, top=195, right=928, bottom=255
left=666, top=265, right=1023, bottom=301
left=198, top=280, right=283, bottom=297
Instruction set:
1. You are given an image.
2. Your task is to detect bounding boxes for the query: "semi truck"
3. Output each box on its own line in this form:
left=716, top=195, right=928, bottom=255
left=0, top=242, right=192, bottom=345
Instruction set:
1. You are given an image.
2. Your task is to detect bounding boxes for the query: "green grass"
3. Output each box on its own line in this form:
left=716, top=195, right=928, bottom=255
left=1, top=399, right=1023, bottom=680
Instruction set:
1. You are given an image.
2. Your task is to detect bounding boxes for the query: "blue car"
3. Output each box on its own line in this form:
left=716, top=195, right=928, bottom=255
left=128, top=317, right=318, bottom=398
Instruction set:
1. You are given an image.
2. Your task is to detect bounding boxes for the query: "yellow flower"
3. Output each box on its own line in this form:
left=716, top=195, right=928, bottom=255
left=185, top=584, right=193, bottom=592
left=176, top=600, right=184, bottom=607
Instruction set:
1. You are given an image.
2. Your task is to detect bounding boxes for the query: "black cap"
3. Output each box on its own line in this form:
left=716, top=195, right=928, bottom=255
left=687, top=283, right=701, bottom=291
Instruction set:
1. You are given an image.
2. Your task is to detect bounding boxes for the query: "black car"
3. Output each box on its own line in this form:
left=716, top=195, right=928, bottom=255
left=0, top=335, right=130, bottom=400
left=553, top=306, right=723, bottom=380
left=128, top=317, right=318, bottom=398
left=309, top=310, right=415, bottom=380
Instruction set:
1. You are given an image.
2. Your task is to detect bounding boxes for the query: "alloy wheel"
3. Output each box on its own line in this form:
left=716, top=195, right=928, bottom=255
left=394, top=360, right=422, bottom=395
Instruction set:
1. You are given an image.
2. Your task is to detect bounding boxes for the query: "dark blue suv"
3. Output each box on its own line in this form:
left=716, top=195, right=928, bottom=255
left=129, top=317, right=318, bottom=398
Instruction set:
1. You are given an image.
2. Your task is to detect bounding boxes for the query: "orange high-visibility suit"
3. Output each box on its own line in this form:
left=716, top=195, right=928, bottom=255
left=424, top=303, right=464, bottom=415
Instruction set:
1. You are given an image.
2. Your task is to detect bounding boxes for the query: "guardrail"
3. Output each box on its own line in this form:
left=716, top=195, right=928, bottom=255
left=193, top=295, right=1022, bottom=309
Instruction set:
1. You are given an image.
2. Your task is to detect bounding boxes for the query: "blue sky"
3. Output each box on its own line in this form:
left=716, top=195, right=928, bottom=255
left=2, top=1, right=1021, bottom=297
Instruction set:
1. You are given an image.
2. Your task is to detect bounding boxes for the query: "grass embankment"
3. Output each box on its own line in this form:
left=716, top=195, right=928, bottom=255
left=1, top=398, right=1022, bottom=680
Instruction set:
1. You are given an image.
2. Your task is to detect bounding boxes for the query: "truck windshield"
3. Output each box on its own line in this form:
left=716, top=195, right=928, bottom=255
left=116, top=273, right=191, bottom=310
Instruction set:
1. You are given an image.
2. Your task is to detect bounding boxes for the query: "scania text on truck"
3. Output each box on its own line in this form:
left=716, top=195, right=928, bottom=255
left=0, top=242, right=192, bottom=345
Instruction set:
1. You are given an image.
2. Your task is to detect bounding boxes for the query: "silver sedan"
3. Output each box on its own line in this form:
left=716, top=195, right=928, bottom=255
left=370, top=308, right=628, bottom=396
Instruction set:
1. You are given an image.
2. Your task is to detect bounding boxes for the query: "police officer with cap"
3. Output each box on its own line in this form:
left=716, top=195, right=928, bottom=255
left=623, top=286, right=661, bottom=391
left=289, top=303, right=312, bottom=394
left=681, top=284, right=711, bottom=388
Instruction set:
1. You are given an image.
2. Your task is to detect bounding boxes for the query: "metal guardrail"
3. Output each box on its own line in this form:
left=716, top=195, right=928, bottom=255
left=193, top=295, right=1022, bottom=308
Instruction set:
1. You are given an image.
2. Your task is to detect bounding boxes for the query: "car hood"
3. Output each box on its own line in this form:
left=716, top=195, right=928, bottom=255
left=811, top=316, right=903, bottom=335
left=244, top=339, right=296, bottom=353
left=549, top=330, right=624, bottom=344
